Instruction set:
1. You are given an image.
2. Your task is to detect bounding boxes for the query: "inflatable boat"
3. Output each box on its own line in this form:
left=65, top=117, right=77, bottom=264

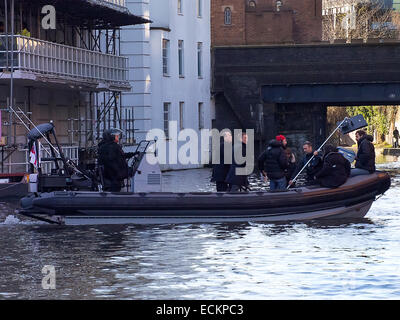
left=18, top=172, right=390, bottom=225
left=0, top=173, right=28, bottom=203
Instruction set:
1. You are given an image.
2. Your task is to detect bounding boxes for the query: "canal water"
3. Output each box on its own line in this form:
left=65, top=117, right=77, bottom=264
left=0, top=159, right=399, bottom=299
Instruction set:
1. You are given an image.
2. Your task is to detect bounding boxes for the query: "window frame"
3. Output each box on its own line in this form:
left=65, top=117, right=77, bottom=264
left=162, top=38, right=170, bottom=76
left=179, top=101, right=185, bottom=130
left=163, top=102, right=171, bottom=139
left=198, top=102, right=204, bottom=130
left=197, top=0, right=202, bottom=18
left=178, top=39, right=184, bottom=77
left=178, top=0, right=183, bottom=15
left=224, top=7, right=232, bottom=25
left=197, top=42, right=203, bottom=78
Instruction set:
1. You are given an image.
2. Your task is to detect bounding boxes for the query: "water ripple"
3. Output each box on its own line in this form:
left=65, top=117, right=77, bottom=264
left=0, top=165, right=399, bottom=299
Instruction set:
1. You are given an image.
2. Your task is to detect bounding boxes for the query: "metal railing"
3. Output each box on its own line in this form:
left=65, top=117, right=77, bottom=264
left=38, top=145, right=80, bottom=174
left=93, top=0, right=127, bottom=9
left=0, top=146, right=79, bottom=174
left=0, top=35, right=129, bottom=85
left=66, top=117, right=136, bottom=146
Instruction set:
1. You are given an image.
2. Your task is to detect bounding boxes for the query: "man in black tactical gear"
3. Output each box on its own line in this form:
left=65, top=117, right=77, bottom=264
left=97, top=129, right=135, bottom=192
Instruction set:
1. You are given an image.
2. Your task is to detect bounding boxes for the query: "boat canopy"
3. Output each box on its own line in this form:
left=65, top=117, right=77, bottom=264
left=27, top=123, right=55, bottom=141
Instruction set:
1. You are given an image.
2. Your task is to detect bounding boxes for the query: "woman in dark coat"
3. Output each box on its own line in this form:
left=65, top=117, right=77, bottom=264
left=314, top=144, right=351, bottom=188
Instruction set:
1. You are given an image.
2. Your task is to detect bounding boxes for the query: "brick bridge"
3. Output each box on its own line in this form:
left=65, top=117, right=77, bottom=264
left=212, top=42, right=400, bottom=156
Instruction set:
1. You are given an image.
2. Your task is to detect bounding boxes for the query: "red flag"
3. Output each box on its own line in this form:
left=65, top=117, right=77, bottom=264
left=29, top=143, right=40, bottom=168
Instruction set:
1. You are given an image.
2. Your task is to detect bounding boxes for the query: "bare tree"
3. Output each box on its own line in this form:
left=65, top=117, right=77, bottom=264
left=323, top=0, right=399, bottom=42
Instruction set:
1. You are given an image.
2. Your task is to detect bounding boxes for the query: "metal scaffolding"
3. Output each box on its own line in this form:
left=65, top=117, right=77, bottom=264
left=0, top=0, right=149, bottom=173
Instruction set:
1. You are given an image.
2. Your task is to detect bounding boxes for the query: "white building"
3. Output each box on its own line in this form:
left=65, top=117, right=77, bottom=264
left=121, top=0, right=212, bottom=170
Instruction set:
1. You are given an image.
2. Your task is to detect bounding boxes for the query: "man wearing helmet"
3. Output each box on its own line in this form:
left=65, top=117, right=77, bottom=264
left=97, top=129, right=135, bottom=192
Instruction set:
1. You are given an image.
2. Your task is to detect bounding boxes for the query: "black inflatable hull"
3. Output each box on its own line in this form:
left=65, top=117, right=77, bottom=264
left=18, top=172, right=391, bottom=225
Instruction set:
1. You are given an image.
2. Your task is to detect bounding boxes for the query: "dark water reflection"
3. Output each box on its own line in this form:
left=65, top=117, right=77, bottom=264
left=0, top=162, right=399, bottom=299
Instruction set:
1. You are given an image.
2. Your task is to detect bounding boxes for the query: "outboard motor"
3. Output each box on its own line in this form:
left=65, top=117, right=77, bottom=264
left=129, top=141, right=162, bottom=193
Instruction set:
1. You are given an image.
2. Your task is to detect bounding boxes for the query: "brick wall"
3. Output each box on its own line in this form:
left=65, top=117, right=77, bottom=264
left=212, top=0, right=322, bottom=46
left=211, top=0, right=246, bottom=45
left=245, top=10, right=294, bottom=44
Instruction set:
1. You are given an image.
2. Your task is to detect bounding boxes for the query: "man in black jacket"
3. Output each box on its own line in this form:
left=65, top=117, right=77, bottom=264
left=289, top=141, right=322, bottom=186
left=314, top=144, right=351, bottom=188
left=258, top=135, right=289, bottom=191
left=211, top=131, right=232, bottom=191
left=98, top=129, right=135, bottom=192
left=225, top=132, right=250, bottom=192
left=350, top=129, right=375, bottom=177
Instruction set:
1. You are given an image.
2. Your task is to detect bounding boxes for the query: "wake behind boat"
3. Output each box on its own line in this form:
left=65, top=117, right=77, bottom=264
left=18, top=172, right=390, bottom=225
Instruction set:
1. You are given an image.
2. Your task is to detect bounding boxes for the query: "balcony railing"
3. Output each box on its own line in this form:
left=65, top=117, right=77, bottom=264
left=96, top=0, right=126, bottom=7
left=0, top=35, right=129, bottom=87
left=91, top=0, right=128, bottom=11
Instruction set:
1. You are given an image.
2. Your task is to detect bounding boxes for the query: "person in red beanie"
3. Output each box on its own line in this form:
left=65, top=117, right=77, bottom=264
left=275, top=135, right=287, bottom=147
left=258, top=134, right=289, bottom=191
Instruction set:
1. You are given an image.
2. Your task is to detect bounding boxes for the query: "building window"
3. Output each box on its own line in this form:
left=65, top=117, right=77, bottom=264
left=197, top=0, right=202, bottom=17
left=178, top=0, right=182, bottom=14
left=179, top=102, right=185, bottom=130
left=224, top=7, right=232, bottom=25
left=197, top=42, right=203, bottom=78
left=162, top=39, right=170, bottom=76
left=163, top=102, right=171, bottom=138
left=178, top=40, right=184, bottom=77
left=198, top=102, right=204, bottom=130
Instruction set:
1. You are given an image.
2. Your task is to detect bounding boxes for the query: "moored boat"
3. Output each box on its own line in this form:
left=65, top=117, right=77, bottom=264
left=18, top=172, right=390, bottom=225
left=0, top=173, right=28, bottom=203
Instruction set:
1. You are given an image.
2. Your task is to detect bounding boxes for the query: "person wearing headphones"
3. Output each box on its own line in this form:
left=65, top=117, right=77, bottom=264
left=97, top=129, right=136, bottom=192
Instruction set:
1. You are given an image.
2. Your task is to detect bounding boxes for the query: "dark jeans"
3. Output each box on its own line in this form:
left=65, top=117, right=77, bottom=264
left=229, top=184, right=247, bottom=192
left=216, top=181, right=229, bottom=192
left=270, top=177, right=287, bottom=191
